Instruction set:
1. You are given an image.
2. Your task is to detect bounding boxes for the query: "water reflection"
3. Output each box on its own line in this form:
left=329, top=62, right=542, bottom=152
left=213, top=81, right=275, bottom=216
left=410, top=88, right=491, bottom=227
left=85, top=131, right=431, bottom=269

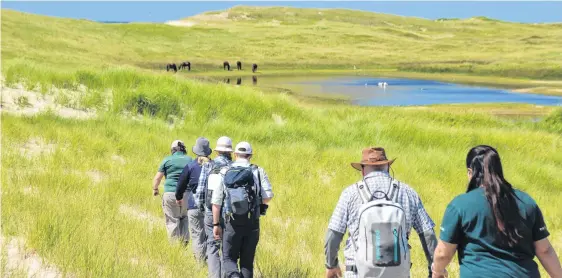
left=220, top=76, right=258, bottom=86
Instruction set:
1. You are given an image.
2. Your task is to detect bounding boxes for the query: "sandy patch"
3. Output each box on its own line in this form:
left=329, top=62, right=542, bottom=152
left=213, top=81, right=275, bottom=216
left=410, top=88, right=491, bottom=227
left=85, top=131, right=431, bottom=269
left=111, top=154, right=126, bottom=165
left=165, top=20, right=197, bottom=27
left=1, top=86, right=95, bottom=119
left=271, top=114, right=286, bottom=126
left=118, top=204, right=162, bottom=232
left=86, top=170, right=105, bottom=184
left=19, top=138, right=56, bottom=159
left=1, top=236, right=63, bottom=278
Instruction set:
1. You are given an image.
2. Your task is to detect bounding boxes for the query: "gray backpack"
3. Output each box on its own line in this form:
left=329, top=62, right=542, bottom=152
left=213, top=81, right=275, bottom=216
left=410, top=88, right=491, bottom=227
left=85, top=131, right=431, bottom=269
left=352, top=179, right=410, bottom=278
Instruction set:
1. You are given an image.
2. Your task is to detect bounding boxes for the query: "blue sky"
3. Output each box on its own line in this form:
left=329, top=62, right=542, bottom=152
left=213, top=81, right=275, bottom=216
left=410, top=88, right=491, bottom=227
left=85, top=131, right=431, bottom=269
left=2, top=1, right=561, bottom=23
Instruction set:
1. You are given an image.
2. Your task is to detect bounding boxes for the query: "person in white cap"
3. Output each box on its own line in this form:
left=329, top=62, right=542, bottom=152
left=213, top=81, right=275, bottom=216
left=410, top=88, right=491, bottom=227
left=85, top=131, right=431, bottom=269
left=195, top=136, right=234, bottom=278
left=152, top=139, right=193, bottom=244
left=211, top=141, right=274, bottom=278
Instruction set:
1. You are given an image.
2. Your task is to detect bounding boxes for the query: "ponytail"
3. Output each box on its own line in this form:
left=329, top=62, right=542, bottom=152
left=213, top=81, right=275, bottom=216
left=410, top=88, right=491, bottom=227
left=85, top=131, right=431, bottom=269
left=171, top=142, right=187, bottom=154
left=466, top=145, right=523, bottom=247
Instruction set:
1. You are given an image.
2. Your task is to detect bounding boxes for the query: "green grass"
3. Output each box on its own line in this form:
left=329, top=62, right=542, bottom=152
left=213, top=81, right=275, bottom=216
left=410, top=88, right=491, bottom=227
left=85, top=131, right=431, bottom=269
left=2, top=67, right=562, bottom=277
left=1, top=5, right=562, bottom=278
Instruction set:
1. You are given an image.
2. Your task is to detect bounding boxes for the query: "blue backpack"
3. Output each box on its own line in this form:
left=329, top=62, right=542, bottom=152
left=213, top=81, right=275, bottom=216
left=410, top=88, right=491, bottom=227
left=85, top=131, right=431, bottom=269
left=223, top=165, right=260, bottom=216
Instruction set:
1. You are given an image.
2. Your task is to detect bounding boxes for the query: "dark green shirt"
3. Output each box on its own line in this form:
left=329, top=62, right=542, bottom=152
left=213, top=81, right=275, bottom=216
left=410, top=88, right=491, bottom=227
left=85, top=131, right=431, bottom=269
left=158, top=152, right=193, bottom=193
left=440, top=188, right=550, bottom=278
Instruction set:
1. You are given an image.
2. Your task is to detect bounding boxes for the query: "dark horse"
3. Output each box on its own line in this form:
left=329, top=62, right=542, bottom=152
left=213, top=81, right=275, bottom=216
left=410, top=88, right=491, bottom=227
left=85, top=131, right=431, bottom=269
left=223, top=61, right=231, bottom=71
left=236, top=61, right=242, bottom=70
left=179, top=61, right=191, bottom=71
left=166, top=63, right=177, bottom=72
left=252, top=63, right=258, bottom=73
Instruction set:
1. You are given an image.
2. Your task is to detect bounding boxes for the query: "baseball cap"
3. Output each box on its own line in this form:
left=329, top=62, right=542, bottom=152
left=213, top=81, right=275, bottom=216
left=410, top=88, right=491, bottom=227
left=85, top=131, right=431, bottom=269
left=234, top=141, right=252, bottom=155
left=214, top=136, right=233, bottom=152
left=171, top=139, right=184, bottom=149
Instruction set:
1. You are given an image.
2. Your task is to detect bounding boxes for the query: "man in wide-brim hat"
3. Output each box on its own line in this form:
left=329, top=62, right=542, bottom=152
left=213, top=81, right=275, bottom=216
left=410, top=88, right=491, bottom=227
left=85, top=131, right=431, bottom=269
left=324, top=147, right=439, bottom=278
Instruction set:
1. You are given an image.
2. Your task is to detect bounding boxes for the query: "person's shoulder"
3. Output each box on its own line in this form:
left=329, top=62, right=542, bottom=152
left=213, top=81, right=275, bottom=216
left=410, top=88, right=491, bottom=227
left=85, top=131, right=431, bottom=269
left=513, top=189, right=537, bottom=207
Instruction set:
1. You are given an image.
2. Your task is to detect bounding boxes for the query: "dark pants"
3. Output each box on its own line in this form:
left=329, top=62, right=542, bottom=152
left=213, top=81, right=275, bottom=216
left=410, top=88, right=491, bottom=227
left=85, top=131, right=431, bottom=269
left=221, top=216, right=260, bottom=278
left=205, top=210, right=222, bottom=278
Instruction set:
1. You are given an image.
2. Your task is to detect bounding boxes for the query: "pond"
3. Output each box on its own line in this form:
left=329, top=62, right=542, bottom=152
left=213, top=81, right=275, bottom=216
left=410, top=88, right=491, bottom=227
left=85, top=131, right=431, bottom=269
left=216, top=75, right=562, bottom=106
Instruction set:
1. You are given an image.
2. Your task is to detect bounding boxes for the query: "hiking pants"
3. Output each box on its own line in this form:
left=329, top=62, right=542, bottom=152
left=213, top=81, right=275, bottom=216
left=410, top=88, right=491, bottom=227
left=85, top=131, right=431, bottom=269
left=205, top=209, right=222, bottom=278
left=221, top=217, right=260, bottom=278
left=188, top=208, right=207, bottom=262
left=162, top=192, right=189, bottom=244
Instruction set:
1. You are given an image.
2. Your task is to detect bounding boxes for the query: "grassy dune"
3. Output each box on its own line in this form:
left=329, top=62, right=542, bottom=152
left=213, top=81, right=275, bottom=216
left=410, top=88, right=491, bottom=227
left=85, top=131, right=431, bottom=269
left=1, top=6, right=562, bottom=278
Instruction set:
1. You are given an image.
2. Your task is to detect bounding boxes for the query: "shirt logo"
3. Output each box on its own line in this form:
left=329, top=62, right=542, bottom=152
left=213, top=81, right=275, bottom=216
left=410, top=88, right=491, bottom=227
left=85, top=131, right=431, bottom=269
left=440, top=227, right=445, bottom=232
left=539, top=226, right=547, bottom=232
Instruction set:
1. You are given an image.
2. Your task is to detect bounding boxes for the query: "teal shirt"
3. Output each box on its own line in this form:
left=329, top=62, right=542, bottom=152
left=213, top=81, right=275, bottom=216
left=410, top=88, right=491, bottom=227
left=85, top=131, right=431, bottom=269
left=440, top=188, right=550, bottom=278
left=158, top=152, right=193, bottom=192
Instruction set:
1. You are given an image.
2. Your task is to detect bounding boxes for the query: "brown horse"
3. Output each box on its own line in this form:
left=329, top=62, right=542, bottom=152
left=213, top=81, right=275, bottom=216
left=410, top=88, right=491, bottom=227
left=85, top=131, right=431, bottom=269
left=179, top=61, right=191, bottom=71
left=166, top=63, right=177, bottom=72
left=223, top=61, right=231, bottom=71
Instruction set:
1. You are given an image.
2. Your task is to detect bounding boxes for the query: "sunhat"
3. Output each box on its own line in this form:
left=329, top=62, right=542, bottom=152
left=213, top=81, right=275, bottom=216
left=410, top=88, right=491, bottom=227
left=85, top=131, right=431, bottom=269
left=351, top=147, right=395, bottom=171
left=192, top=137, right=212, bottom=156
left=215, top=136, right=233, bottom=152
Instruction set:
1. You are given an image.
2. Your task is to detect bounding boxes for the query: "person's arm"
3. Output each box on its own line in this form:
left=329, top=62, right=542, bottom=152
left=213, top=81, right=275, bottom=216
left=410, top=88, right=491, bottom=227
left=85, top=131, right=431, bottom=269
left=211, top=177, right=225, bottom=240
left=411, top=194, right=438, bottom=276
left=175, top=164, right=191, bottom=202
left=535, top=238, right=562, bottom=278
left=324, top=229, right=344, bottom=269
left=431, top=202, right=462, bottom=278
left=152, top=172, right=164, bottom=196
left=432, top=241, right=457, bottom=278
left=325, top=189, right=350, bottom=278
left=531, top=203, right=561, bottom=277
left=258, top=168, right=273, bottom=204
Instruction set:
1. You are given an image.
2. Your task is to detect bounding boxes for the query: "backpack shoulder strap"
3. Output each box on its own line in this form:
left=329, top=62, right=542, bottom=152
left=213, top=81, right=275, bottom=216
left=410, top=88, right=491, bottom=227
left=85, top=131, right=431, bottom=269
left=354, top=181, right=373, bottom=204
left=388, top=179, right=400, bottom=202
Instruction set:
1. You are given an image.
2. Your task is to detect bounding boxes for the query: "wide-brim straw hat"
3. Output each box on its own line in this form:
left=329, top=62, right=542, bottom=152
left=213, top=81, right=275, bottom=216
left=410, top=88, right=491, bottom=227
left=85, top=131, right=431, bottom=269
left=351, top=147, right=395, bottom=171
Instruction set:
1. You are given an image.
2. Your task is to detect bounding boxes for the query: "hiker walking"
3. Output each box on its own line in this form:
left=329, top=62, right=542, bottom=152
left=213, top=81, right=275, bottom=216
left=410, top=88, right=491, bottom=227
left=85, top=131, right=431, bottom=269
left=431, top=145, right=562, bottom=278
left=176, top=137, right=213, bottom=262
left=325, top=147, right=438, bottom=278
left=152, top=140, right=193, bottom=244
left=195, top=136, right=234, bottom=278
left=211, top=142, right=273, bottom=278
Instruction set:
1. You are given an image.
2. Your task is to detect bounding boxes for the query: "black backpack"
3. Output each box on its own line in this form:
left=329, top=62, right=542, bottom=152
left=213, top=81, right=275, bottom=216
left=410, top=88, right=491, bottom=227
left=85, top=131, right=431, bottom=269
left=223, top=165, right=260, bottom=216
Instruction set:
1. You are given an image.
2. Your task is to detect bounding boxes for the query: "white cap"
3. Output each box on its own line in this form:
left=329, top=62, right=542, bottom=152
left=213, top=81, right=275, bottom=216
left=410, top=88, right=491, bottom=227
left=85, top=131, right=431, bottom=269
left=214, top=136, right=233, bottom=152
left=171, top=139, right=184, bottom=149
left=234, top=141, right=252, bottom=155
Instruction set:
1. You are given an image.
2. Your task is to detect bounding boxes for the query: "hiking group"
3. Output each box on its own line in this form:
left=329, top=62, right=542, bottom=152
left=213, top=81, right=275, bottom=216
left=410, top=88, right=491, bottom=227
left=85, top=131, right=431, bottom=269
left=153, top=140, right=561, bottom=278
left=153, top=136, right=273, bottom=278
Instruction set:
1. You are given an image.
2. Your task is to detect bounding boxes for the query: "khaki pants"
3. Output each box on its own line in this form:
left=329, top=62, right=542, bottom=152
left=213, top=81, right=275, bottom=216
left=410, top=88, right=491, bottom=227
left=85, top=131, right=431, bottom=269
left=188, top=208, right=207, bottom=262
left=162, top=192, right=189, bottom=243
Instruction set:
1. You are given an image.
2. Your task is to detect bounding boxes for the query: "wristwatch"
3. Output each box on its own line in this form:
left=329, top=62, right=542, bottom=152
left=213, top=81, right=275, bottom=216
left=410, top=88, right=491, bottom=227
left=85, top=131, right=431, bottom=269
left=213, top=223, right=220, bottom=227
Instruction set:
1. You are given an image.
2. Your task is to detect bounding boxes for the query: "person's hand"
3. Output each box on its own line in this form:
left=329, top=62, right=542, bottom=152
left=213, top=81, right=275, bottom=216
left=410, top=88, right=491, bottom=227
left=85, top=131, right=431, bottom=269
left=176, top=199, right=183, bottom=206
left=152, top=188, right=159, bottom=196
left=325, top=266, right=342, bottom=278
left=431, top=267, right=448, bottom=278
left=213, top=226, right=222, bottom=240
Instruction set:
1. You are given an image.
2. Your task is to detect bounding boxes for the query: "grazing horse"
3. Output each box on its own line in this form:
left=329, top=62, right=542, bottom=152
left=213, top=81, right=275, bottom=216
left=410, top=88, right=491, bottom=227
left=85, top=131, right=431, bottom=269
left=223, top=61, right=231, bottom=71
left=236, top=61, right=242, bottom=70
left=179, top=61, right=191, bottom=71
left=166, top=63, right=177, bottom=72
left=252, top=63, right=258, bottom=73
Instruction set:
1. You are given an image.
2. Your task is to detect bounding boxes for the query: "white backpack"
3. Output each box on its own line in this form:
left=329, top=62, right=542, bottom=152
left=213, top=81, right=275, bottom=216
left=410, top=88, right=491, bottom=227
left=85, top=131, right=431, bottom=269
left=352, top=179, right=410, bottom=278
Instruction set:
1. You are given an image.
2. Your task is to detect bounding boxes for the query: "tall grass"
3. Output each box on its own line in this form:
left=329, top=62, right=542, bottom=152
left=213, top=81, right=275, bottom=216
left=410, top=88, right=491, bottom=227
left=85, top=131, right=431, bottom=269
left=2, top=66, right=561, bottom=277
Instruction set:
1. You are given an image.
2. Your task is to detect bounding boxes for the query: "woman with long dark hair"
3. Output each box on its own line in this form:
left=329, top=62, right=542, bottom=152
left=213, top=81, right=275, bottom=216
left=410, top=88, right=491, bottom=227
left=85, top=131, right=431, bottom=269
left=431, top=145, right=561, bottom=278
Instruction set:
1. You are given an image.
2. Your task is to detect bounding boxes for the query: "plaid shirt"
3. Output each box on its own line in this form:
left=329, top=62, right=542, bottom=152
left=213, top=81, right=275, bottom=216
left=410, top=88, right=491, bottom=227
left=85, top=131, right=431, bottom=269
left=328, top=171, right=435, bottom=270
left=195, top=155, right=231, bottom=210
